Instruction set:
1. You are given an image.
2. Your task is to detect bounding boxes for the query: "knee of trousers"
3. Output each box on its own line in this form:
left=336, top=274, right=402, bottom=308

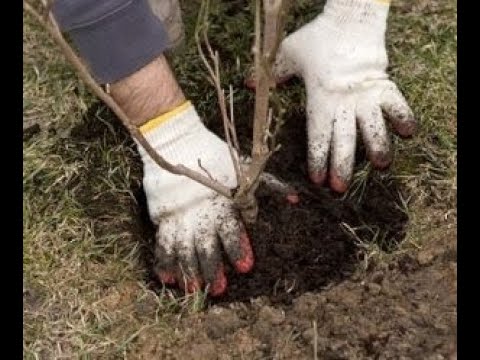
left=148, top=0, right=185, bottom=50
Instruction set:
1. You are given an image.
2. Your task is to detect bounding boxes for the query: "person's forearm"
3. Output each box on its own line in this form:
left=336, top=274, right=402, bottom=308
left=52, top=0, right=170, bottom=84
left=110, top=55, right=185, bottom=126
left=52, top=0, right=185, bottom=126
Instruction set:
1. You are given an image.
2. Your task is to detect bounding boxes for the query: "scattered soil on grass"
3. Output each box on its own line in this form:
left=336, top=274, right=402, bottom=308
left=164, top=232, right=456, bottom=360
left=65, top=104, right=456, bottom=359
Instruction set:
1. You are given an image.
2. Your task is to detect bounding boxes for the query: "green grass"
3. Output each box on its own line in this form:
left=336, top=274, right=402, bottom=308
left=23, top=0, right=456, bottom=358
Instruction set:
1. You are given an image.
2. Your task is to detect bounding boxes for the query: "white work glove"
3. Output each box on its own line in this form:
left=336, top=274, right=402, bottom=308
left=136, top=101, right=254, bottom=296
left=273, top=0, right=416, bottom=192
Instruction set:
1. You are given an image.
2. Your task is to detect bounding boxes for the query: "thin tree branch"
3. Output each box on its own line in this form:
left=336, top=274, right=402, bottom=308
left=194, top=0, right=242, bottom=186
left=194, top=0, right=291, bottom=223
left=231, top=0, right=289, bottom=222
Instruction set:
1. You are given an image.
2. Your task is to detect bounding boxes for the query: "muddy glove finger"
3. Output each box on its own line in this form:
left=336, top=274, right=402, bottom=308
left=174, top=226, right=203, bottom=294
left=379, top=81, right=416, bottom=137
left=307, top=87, right=335, bottom=186
left=215, top=200, right=254, bottom=274
left=154, top=218, right=178, bottom=285
left=357, top=95, right=392, bottom=169
left=328, top=100, right=357, bottom=193
left=194, top=222, right=227, bottom=297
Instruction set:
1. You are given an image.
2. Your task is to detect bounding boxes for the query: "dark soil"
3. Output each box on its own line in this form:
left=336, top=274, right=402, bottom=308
left=64, top=103, right=456, bottom=359
left=214, top=97, right=409, bottom=304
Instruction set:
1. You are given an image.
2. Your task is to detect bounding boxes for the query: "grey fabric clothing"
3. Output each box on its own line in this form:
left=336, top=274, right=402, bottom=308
left=52, top=0, right=170, bottom=83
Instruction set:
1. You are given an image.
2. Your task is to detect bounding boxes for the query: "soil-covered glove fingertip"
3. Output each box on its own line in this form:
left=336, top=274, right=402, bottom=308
left=208, top=264, right=228, bottom=297
left=330, top=169, right=350, bottom=194
left=234, top=232, right=255, bottom=274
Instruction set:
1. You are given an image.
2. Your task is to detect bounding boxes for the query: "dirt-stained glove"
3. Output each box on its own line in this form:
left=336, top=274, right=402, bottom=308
left=137, top=101, right=254, bottom=296
left=272, top=0, right=416, bottom=192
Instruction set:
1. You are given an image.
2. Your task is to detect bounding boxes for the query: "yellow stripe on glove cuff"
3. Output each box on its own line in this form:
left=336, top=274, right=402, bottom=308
left=374, top=0, right=391, bottom=5
left=140, top=100, right=192, bottom=134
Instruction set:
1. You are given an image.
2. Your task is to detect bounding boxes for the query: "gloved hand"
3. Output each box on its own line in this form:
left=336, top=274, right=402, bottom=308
left=272, top=0, right=416, bottom=192
left=137, top=101, right=254, bottom=296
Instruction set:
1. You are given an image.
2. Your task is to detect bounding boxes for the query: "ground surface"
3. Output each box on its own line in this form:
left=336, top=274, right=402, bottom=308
left=24, top=0, right=456, bottom=359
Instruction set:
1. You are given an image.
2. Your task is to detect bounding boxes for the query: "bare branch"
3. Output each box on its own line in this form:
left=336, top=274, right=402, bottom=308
left=198, top=159, right=216, bottom=181
left=24, top=0, right=232, bottom=199
left=194, top=0, right=291, bottom=223
left=262, top=0, right=285, bottom=63
left=252, top=0, right=286, bottom=157
left=195, top=1, right=242, bottom=185
left=228, top=85, right=241, bottom=155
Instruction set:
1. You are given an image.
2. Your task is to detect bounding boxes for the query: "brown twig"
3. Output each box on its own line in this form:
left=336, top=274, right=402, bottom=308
left=195, top=0, right=289, bottom=223
left=228, top=85, right=241, bottom=155
left=252, top=0, right=283, bottom=157
left=232, top=0, right=289, bottom=222
left=23, top=0, right=232, bottom=199
left=195, top=0, right=243, bottom=186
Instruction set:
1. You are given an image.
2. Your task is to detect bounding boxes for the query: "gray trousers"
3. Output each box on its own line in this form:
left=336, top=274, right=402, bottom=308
left=52, top=0, right=184, bottom=84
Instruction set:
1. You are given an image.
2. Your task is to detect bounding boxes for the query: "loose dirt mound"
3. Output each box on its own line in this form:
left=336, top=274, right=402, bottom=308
left=165, top=239, right=456, bottom=359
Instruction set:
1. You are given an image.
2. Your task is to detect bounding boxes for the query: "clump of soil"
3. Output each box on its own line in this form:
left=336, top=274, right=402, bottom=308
left=181, top=242, right=456, bottom=359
